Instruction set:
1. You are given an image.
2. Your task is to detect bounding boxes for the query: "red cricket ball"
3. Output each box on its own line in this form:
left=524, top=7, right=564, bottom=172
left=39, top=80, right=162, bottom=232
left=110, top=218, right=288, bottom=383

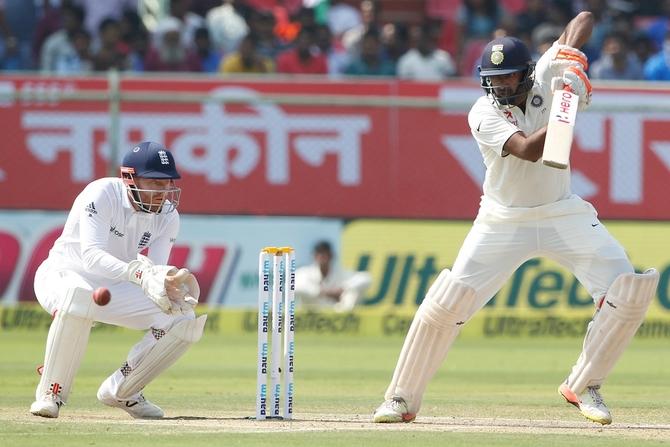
left=93, top=287, right=111, bottom=306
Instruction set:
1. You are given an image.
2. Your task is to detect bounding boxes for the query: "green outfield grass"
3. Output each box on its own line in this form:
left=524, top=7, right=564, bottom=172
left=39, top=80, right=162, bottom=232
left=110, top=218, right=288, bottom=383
left=1, top=324, right=669, bottom=446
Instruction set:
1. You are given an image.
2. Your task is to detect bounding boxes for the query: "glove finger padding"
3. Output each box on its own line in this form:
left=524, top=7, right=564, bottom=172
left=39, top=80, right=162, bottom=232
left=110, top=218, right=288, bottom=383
left=144, top=265, right=178, bottom=313
left=550, top=44, right=588, bottom=71
left=166, top=268, right=200, bottom=306
left=551, top=66, right=592, bottom=111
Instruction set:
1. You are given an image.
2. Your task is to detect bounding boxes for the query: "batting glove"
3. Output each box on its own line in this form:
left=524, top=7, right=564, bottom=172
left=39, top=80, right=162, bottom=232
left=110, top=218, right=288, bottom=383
left=551, top=66, right=592, bottom=111
left=550, top=44, right=589, bottom=71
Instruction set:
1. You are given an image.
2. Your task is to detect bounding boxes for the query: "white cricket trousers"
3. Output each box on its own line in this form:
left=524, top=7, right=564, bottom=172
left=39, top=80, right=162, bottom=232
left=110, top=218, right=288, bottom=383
left=450, top=195, right=634, bottom=312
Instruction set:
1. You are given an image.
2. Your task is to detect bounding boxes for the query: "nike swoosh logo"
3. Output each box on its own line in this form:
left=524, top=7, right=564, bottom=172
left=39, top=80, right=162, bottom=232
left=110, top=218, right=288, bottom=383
left=591, top=223, right=600, bottom=227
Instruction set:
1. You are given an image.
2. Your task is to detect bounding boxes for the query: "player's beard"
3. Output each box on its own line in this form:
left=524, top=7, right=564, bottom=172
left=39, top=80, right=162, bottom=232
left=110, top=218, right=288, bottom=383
left=494, top=86, right=523, bottom=107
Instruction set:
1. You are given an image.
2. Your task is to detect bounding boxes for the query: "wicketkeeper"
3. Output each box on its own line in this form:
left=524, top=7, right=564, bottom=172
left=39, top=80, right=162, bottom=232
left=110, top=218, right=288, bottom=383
left=30, top=141, right=206, bottom=419
left=373, top=11, right=659, bottom=425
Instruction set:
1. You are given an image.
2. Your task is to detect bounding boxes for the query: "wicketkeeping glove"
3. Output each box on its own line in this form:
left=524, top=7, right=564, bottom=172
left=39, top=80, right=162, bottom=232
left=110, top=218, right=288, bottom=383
left=551, top=66, right=592, bottom=111
left=165, top=268, right=200, bottom=314
left=126, top=254, right=177, bottom=314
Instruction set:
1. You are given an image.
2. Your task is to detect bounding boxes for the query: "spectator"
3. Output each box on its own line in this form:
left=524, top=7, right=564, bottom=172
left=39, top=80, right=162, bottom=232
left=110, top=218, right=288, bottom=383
left=276, top=26, right=327, bottom=75
left=119, top=9, right=147, bottom=53
left=327, top=0, right=362, bottom=39
left=40, top=3, right=86, bottom=72
left=33, top=1, right=63, bottom=64
left=193, top=26, right=220, bottom=72
left=219, top=32, right=273, bottom=74
left=314, top=23, right=349, bottom=76
left=515, top=0, right=548, bottom=43
left=341, top=0, right=379, bottom=56
left=92, top=18, right=126, bottom=71
left=397, top=26, right=456, bottom=80
left=344, top=28, right=395, bottom=77
left=166, top=0, right=206, bottom=50
left=294, top=240, right=372, bottom=312
left=591, top=32, right=643, bottom=80
left=54, top=28, right=93, bottom=74
left=0, top=0, right=38, bottom=70
left=644, top=32, right=670, bottom=81
left=632, top=32, right=655, bottom=66
left=126, top=28, right=149, bottom=71
left=644, top=0, right=670, bottom=51
left=531, top=23, right=562, bottom=59
left=275, top=5, right=317, bottom=44
left=206, top=0, right=248, bottom=54
left=248, top=9, right=286, bottom=59
left=381, top=22, right=411, bottom=64
left=454, top=0, right=506, bottom=76
left=73, top=0, right=138, bottom=37
left=144, top=17, right=200, bottom=72
left=456, top=0, right=506, bottom=44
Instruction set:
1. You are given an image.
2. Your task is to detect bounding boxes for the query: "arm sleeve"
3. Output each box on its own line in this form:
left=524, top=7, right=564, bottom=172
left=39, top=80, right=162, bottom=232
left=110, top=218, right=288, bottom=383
left=78, top=187, right=131, bottom=280
left=146, top=213, right=180, bottom=265
left=468, top=103, right=519, bottom=157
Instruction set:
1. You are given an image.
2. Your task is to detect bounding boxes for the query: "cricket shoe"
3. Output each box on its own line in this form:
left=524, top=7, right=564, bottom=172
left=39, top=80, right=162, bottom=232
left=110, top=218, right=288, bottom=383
left=559, top=383, right=612, bottom=425
left=97, top=387, right=164, bottom=419
left=373, top=397, right=416, bottom=423
left=30, top=394, right=63, bottom=418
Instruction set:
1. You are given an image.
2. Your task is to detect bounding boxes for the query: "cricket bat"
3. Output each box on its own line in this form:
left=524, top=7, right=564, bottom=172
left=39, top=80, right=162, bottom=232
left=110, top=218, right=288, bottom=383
left=542, top=87, right=579, bottom=169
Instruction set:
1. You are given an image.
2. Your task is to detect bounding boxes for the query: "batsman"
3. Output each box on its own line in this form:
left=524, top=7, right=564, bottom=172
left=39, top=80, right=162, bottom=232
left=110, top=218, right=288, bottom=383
left=373, top=11, right=658, bottom=425
left=30, top=141, right=206, bottom=419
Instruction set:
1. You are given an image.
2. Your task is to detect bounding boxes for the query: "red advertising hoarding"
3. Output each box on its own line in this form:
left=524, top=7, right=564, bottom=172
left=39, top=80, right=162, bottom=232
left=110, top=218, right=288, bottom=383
left=1, top=74, right=669, bottom=219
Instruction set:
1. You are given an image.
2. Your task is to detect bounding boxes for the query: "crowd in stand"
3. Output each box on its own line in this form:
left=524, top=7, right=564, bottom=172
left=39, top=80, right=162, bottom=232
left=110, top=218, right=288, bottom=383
left=1, top=0, right=669, bottom=81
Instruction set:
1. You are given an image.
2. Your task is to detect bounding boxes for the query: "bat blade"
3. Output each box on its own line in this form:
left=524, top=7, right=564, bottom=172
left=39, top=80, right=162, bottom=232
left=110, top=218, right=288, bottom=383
left=542, top=88, right=579, bottom=169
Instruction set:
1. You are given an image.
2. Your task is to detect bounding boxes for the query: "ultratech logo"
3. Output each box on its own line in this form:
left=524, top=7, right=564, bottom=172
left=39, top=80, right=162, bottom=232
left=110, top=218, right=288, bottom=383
left=109, top=226, right=125, bottom=237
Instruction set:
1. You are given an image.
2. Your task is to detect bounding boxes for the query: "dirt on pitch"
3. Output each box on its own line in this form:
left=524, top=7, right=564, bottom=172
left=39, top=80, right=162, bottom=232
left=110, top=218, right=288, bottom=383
left=3, top=409, right=670, bottom=442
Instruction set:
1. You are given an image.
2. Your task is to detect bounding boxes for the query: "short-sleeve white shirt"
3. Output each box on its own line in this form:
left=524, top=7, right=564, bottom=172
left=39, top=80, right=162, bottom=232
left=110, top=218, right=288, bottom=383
left=468, top=43, right=571, bottom=207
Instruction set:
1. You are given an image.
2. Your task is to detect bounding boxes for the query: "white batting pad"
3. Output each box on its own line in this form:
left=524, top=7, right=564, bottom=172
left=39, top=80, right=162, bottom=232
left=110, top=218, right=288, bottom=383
left=116, top=315, right=207, bottom=399
left=35, top=287, right=96, bottom=403
left=385, top=270, right=480, bottom=414
left=566, top=269, right=659, bottom=394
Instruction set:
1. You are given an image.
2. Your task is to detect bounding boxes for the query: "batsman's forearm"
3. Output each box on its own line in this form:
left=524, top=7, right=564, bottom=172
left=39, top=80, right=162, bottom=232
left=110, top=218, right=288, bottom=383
left=524, top=127, right=548, bottom=162
left=558, top=12, right=594, bottom=49
left=504, top=127, right=547, bottom=162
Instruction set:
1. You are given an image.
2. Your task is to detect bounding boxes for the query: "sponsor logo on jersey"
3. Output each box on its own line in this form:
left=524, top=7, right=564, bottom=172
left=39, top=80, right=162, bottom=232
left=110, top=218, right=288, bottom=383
left=503, top=109, right=518, bottom=126
left=109, top=226, right=125, bottom=237
left=138, top=231, right=152, bottom=249
left=85, top=202, right=97, bottom=216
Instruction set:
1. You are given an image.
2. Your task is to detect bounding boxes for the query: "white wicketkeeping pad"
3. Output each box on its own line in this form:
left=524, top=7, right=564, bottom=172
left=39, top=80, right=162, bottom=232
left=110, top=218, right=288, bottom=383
left=35, top=287, right=96, bottom=403
left=116, top=315, right=207, bottom=399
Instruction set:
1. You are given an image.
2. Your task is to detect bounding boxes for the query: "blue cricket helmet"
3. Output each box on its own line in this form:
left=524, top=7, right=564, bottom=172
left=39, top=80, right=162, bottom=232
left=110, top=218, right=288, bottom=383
left=120, top=141, right=181, bottom=214
left=121, top=141, right=180, bottom=179
left=478, top=36, right=533, bottom=76
left=478, top=37, right=535, bottom=108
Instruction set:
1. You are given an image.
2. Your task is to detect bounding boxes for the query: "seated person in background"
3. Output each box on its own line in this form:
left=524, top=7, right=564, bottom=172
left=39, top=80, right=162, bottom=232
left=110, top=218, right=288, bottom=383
left=219, top=32, right=274, bottom=74
left=295, top=240, right=371, bottom=312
